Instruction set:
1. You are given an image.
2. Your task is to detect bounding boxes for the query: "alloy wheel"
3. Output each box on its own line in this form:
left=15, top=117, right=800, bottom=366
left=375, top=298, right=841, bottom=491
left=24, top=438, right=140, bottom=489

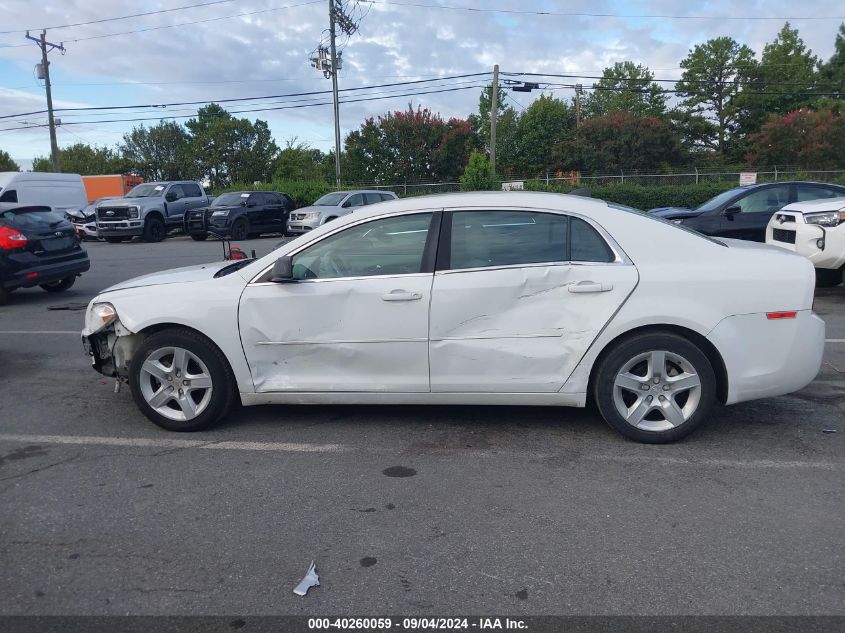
left=138, top=346, right=213, bottom=421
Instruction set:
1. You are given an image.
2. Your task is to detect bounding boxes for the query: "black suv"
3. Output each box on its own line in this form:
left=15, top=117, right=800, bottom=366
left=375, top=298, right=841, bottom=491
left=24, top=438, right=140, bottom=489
left=1, top=205, right=90, bottom=304
left=184, top=191, right=296, bottom=241
left=651, top=181, right=845, bottom=242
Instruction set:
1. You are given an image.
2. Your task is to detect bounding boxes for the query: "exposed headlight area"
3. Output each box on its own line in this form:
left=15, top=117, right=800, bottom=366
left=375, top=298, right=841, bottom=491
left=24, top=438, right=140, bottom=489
left=85, top=302, right=118, bottom=334
left=211, top=209, right=231, bottom=217
left=127, top=206, right=140, bottom=219
left=805, top=210, right=845, bottom=227
left=670, top=219, right=683, bottom=224
left=301, top=212, right=321, bottom=220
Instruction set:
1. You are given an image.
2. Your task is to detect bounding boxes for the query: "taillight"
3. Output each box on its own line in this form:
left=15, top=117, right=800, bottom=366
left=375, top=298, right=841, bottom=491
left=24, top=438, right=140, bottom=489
left=767, top=311, right=798, bottom=320
left=0, top=226, right=28, bottom=251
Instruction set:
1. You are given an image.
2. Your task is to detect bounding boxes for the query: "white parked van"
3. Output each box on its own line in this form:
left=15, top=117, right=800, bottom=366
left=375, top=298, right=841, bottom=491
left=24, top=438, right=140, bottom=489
left=0, top=172, right=88, bottom=215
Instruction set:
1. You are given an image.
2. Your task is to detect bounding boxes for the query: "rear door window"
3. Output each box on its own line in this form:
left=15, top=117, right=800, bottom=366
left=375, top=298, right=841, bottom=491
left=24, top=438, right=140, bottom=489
left=796, top=184, right=844, bottom=201
left=182, top=183, right=202, bottom=197
left=364, top=193, right=383, bottom=205
left=0, top=189, right=17, bottom=203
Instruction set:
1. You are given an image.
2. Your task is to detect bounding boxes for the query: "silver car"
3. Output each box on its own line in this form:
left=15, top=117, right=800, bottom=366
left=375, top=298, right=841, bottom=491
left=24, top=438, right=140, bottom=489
left=287, top=190, right=398, bottom=234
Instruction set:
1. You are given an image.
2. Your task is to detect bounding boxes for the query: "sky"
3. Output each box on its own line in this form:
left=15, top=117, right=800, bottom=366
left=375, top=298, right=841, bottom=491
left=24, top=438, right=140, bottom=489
left=0, top=0, right=843, bottom=170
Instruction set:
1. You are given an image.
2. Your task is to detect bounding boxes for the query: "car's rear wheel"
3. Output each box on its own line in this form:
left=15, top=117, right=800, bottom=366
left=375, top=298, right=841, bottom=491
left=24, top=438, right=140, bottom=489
left=105, top=236, right=127, bottom=243
left=143, top=216, right=166, bottom=242
left=40, top=275, right=76, bottom=292
left=594, top=332, right=716, bottom=443
left=129, top=329, right=235, bottom=432
left=230, top=218, right=249, bottom=240
left=190, top=233, right=208, bottom=241
left=815, top=267, right=843, bottom=288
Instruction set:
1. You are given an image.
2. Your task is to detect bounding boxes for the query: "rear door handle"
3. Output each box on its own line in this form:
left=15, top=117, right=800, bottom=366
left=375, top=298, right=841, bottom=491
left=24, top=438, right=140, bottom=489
left=382, top=290, right=423, bottom=302
left=568, top=281, right=613, bottom=293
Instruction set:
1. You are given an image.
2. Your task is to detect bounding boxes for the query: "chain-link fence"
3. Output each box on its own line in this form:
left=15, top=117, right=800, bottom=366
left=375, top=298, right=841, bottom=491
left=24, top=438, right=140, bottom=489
left=343, top=167, right=845, bottom=196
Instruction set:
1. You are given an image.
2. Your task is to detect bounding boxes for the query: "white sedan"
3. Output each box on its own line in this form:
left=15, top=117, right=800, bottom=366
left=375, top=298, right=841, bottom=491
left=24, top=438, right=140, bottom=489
left=766, top=197, right=845, bottom=288
left=82, top=192, right=825, bottom=443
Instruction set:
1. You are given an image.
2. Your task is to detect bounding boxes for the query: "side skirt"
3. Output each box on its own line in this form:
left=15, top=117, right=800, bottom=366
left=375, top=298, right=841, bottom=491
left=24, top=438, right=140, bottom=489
left=240, top=391, right=587, bottom=407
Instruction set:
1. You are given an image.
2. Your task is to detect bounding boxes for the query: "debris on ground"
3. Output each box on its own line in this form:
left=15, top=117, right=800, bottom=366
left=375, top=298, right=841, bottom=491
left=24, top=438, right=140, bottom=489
left=293, top=561, right=319, bottom=596
left=47, top=303, right=88, bottom=311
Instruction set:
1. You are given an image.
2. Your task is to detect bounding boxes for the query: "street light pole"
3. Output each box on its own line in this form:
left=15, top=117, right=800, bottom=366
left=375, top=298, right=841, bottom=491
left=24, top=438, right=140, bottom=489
left=489, top=64, right=499, bottom=175
left=26, top=30, right=64, bottom=172
left=328, top=0, right=342, bottom=188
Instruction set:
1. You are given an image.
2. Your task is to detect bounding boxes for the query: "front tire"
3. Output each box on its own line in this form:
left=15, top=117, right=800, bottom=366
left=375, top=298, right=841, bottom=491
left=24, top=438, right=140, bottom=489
left=815, top=267, right=843, bottom=288
left=105, top=236, right=127, bottom=244
left=230, top=218, right=249, bottom=240
left=40, top=276, right=76, bottom=292
left=129, top=329, right=235, bottom=432
left=190, top=233, right=208, bottom=241
left=143, top=216, right=166, bottom=243
left=593, top=332, right=716, bottom=443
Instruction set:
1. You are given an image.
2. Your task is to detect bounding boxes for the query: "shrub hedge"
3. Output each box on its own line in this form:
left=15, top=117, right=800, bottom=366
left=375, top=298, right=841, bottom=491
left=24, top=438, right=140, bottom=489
left=219, top=180, right=333, bottom=208
left=524, top=181, right=738, bottom=210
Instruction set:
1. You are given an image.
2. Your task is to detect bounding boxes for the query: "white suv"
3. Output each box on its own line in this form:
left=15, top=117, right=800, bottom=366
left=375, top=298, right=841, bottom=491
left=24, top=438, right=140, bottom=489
left=766, top=197, right=845, bottom=287
left=287, top=190, right=398, bottom=234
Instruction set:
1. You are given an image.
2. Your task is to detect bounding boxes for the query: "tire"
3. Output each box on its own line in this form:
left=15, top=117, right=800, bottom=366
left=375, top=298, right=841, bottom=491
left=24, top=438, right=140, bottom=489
left=143, top=215, right=166, bottom=243
left=105, top=236, right=127, bottom=244
left=593, top=332, right=716, bottom=443
left=231, top=218, right=249, bottom=240
left=40, top=275, right=76, bottom=292
left=815, top=267, right=843, bottom=288
left=129, top=328, right=235, bottom=432
left=190, top=233, right=208, bottom=241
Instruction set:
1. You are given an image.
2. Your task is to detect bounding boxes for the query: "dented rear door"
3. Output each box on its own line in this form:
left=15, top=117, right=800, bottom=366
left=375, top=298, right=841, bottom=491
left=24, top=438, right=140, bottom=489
left=429, top=209, right=638, bottom=393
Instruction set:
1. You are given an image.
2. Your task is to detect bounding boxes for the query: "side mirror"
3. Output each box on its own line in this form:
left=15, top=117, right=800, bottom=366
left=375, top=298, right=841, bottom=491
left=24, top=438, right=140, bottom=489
left=165, top=192, right=177, bottom=202
left=724, top=205, right=740, bottom=218
left=270, top=255, right=295, bottom=283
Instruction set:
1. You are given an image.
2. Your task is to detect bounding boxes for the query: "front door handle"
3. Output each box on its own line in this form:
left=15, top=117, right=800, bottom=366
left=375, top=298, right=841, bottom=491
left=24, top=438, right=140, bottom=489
left=382, top=290, right=423, bottom=302
left=568, top=281, right=613, bottom=293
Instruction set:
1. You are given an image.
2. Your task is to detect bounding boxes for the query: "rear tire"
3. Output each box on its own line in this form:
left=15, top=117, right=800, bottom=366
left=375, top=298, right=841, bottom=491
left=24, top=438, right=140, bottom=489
left=105, top=236, right=126, bottom=244
left=129, top=328, right=235, bottom=432
left=190, top=233, right=208, bottom=241
left=815, top=267, right=843, bottom=288
left=593, top=332, right=716, bottom=443
left=143, top=216, right=166, bottom=243
left=40, top=276, right=76, bottom=292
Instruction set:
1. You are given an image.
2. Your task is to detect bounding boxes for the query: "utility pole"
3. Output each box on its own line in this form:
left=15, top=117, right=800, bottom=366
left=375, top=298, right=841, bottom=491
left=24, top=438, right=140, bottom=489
left=26, top=30, right=64, bottom=172
left=489, top=64, right=499, bottom=175
left=575, top=83, right=584, bottom=128
left=328, top=0, right=342, bottom=187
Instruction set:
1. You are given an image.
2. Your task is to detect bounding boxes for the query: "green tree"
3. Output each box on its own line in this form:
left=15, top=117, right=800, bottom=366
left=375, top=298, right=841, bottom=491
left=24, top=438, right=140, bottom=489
left=573, top=112, right=683, bottom=173
left=274, top=139, right=329, bottom=181
left=583, top=62, right=667, bottom=118
left=746, top=109, right=845, bottom=169
left=817, top=23, right=845, bottom=108
left=0, top=149, right=19, bottom=171
left=32, top=143, right=128, bottom=175
left=185, top=104, right=279, bottom=189
left=460, top=150, right=497, bottom=191
left=675, top=37, right=757, bottom=155
left=513, top=94, right=574, bottom=176
left=120, top=121, right=198, bottom=181
left=469, top=84, right=520, bottom=175
left=343, top=106, right=477, bottom=183
left=737, top=23, right=819, bottom=134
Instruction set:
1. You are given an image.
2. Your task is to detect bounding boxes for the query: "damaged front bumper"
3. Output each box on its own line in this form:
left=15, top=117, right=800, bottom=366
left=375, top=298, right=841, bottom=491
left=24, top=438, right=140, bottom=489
left=82, top=321, right=144, bottom=380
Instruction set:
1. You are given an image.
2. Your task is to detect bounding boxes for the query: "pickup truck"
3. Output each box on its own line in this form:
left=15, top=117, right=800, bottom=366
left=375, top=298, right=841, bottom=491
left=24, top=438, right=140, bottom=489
left=96, top=181, right=210, bottom=243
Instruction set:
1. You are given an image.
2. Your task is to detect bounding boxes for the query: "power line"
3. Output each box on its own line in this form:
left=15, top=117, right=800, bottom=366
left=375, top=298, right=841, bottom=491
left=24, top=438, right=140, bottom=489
left=365, top=0, right=845, bottom=21
left=0, top=0, right=323, bottom=49
left=0, top=72, right=492, bottom=120
left=0, top=0, right=238, bottom=35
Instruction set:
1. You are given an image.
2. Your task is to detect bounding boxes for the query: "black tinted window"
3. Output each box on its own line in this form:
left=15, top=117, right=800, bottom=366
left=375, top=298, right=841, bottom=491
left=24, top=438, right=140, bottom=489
left=0, top=189, right=17, bottom=203
left=380, top=193, right=395, bottom=201
left=449, top=210, right=568, bottom=270
left=571, top=217, right=614, bottom=262
left=364, top=193, right=383, bottom=205
left=168, top=185, right=185, bottom=199
left=796, top=185, right=844, bottom=202
left=182, top=183, right=202, bottom=197
left=264, top=193, right=281, bottom=205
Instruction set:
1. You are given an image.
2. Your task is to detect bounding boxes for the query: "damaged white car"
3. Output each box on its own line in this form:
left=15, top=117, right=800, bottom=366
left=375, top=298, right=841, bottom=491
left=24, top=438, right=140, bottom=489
left=82, top=192, right=825, bottom=443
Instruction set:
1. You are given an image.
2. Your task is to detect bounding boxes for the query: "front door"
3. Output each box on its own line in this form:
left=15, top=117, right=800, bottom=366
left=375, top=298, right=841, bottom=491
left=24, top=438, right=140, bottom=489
left=239, top=212, right=437, bottom=392
left=718, top=184, right=792, bottom=241
left=429, top=209, right=638, bottom=392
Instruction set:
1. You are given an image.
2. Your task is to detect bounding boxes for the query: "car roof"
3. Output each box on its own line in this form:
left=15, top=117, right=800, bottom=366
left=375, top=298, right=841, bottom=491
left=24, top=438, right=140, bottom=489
left=782, top=197, right=845, bottom=212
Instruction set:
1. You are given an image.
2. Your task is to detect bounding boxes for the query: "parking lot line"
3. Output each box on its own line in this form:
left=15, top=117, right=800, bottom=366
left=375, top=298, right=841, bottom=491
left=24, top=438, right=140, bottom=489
left=0, top=433, right=838, bottom=470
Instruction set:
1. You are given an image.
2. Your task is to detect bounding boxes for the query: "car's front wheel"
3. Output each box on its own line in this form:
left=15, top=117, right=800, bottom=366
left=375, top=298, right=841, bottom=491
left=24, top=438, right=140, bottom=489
left=143, top=216, right=166, bottom=242
left=594, top=332, right=716, bottom=443
left=230, top=218, right=249, bottom=240
left=129, top=328, right=235, bottom=431
left=190, top=233, right=208, bottom=241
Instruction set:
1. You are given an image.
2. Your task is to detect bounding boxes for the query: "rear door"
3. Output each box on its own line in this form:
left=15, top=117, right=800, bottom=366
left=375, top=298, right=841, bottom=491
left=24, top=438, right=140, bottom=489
left=428, top=208, right=638, bottom=393
left=718, top=184, right=791, bottom=241
left=261, top=193, right=286, bottom=231
left=181, top=183, right=207, bottom=212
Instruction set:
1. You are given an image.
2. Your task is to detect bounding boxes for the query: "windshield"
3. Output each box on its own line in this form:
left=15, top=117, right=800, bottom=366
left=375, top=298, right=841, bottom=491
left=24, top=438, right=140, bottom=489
left=313, top=192, right=347, bottom=206
left=212, top=193, right=249, bottom=207
left=1, top=207, right=68, bottom=229
left=126, top=184, right=165, bottom=198
left=695, top=188, right=742, bottom=212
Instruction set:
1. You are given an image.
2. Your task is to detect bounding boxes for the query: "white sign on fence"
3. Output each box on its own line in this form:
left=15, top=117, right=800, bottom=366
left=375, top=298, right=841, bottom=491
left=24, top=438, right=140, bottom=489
left=739, top=172, right=758, bottom=186
left=502, top=180, right=525, bottom=191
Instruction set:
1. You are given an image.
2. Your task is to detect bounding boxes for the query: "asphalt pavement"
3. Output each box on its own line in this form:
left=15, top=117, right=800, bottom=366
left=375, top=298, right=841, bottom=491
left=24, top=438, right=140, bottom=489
left=0, top=236, right=843, bottom=616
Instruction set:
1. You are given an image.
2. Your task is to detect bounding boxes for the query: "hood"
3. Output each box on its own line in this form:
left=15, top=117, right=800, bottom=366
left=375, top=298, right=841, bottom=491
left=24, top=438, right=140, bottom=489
left=204, top=205, right=240, bottom=213
left=101, top=261, right=234, bottom=293
left=294, top=205, right=330, bottom=214
left=100, top=195, right=162, bottom=206
left=650, top=206, right=701, bottom=219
